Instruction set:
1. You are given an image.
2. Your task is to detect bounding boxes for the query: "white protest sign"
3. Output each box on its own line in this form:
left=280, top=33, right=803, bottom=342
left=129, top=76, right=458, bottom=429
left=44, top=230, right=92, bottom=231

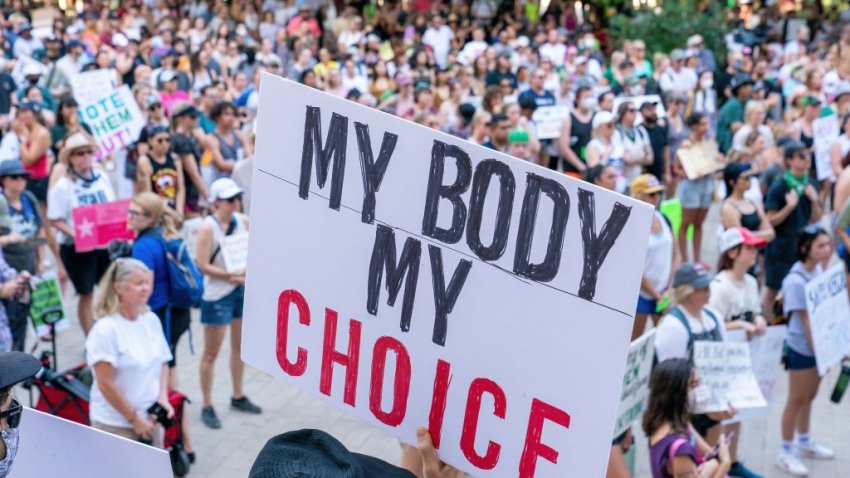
left=613, top=330, right=655, bottom=438
left=724, top=326, right=787, bottom=423
left=812, top=114, right=839, bottom=181
left=31, top=8, right=56, bottom=39
left=532, top=105, right=570, bottom=140
left=181, top=216, right=204, bottom=260
left=78, top=85, right=145, bottom=161
left=613, top=95, right=666, bottom=124
left=693, top=341, right=767, bottom=413
left=805, top=264, right=850, bottom=376
left=222, top=231, right=249, bottom=273
left=71, top=69, right=117, bottom=105
left=244, top=75, right=654, bottom=478
left=14, top=408, right=172, bottom=477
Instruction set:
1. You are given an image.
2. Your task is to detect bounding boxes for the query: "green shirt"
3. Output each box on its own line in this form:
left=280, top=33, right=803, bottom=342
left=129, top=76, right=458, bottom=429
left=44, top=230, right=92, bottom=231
left=716, top=97, right=744, bottom=153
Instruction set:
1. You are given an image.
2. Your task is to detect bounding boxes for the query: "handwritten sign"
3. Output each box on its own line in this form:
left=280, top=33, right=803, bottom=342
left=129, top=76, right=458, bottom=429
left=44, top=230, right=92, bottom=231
left=72, top=199, right=135, bottom=252
left=29, top=277, right=69, bottom=337
left=221, top=231, right=249, bottom=273
left=243, top=76, right=654, bottom=477
left=805, top=264, right=850, bottom=376
left=613, top=331, right=655, bottom=438
left=71, top=69, right=117, bottom=105
left=31, top=8, right=56, bottom=39
left=677, top=140, right=724, bottom=180
left=15, top=408, right=172, bottom=478
left=693, top=341, right=767, bottom=413
left=724, top=326, right=787, bottom=423
left=812, top=114, right=839, bottom=181
left=78, top=85, right=145, bottom=160
left=532, top=105, right=570, bottom=140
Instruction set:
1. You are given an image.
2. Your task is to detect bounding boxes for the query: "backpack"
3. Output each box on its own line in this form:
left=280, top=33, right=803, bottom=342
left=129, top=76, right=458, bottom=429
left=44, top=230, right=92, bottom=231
left=653, top=306, right=723, bottom=368
left=157, top=233, right=204, bottom=309
left=771, top=269, right=807, bottom=326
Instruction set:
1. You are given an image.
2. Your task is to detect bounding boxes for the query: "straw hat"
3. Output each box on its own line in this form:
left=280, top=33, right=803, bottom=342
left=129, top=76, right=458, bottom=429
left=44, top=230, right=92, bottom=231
left=58, top=131, right=97, bottom=165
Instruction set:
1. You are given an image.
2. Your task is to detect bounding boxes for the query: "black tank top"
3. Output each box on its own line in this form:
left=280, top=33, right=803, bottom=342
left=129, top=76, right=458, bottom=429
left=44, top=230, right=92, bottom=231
left=564, top=112, right=593, bottom=173
left=149, top=153, right=179, bottom=208
left=740, top=210, right=761, bottom=232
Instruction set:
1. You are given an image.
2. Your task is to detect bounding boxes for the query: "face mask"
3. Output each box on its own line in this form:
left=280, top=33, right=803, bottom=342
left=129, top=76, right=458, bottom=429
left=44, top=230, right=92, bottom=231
left=687, top=384, right=712, bottom=413
left=700, top=78, right=714, bottom=89
left=0, top=428, right=20, bottom=478
left=580, top=97, right=596, bottom=110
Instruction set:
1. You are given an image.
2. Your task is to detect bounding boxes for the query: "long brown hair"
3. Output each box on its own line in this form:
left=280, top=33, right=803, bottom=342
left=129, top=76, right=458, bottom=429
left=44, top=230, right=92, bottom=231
left=642, top=358, right=693, bottom=437
left=717, top=244, right=742, bottom=272
left=132, top=192, right=180, bottom=240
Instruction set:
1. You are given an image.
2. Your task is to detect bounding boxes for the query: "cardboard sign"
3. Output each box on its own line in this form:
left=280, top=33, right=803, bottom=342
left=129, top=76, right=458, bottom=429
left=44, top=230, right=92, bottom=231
left=222, top=231, right=249, bottom=273
left=30, top=7, right=56, bottom=39
left=532, top=105, right=570, bottom=140
left=71, top=69, right=118, bottom=105
left=244, top=76, right=654, bottom=477
left=613, top=331, right=655, bottom=438
left=677, top=140, right=724, bottom=180
left=805, top=264, right=850, bottom=376
left=724, top=326, right=787, bottom=423
left=72, top=199, right=135, bottom=252
left=78, top=85, right=146, bottom=160
left=613, top=95, right=666, bottom=124
left=14, top=408, right=172, bottom=478
left=693, top=341, right=767, bottom=413
left=29, top=277, right=69, bottom=337
left=812, top=114, right=839, bottom=181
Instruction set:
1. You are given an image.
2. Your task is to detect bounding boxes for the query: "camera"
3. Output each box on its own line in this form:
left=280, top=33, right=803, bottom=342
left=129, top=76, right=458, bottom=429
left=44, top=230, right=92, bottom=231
left=147, top=402, right=174, bottom=428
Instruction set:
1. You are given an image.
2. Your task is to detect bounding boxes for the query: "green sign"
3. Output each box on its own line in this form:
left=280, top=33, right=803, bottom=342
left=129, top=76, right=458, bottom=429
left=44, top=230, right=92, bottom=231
left=30, top=278, right=66, bottom=336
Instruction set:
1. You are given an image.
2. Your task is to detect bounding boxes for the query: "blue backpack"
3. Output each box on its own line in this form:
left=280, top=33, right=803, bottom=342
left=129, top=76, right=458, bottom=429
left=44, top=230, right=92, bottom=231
left=157, top=234, right=204, bottom=309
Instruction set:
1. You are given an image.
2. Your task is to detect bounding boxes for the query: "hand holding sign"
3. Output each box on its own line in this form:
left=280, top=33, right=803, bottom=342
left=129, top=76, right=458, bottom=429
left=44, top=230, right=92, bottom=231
left=72, top=199, right=135, bottom=252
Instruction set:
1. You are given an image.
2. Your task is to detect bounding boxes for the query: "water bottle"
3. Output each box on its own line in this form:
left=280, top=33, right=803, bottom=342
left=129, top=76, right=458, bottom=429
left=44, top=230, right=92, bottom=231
left=831, top=360, right=850, bottom=404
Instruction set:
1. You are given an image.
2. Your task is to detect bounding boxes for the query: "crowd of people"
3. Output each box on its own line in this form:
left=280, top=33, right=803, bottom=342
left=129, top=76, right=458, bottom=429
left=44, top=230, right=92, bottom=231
left=0, top=0, right=846, bottom=477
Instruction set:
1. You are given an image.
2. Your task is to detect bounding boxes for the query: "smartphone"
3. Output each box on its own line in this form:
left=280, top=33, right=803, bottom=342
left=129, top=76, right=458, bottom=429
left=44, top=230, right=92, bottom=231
left=705, top=432, right=735, bottom=461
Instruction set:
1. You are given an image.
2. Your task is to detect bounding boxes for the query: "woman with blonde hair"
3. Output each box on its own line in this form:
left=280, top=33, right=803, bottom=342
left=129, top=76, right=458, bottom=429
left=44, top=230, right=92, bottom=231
left=86, top=258, right=173, bottom=446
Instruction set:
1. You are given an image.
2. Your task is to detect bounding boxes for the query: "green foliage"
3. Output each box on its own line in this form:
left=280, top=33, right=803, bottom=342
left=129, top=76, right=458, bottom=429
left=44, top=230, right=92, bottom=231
left=608, top=0, right=730, bottom=61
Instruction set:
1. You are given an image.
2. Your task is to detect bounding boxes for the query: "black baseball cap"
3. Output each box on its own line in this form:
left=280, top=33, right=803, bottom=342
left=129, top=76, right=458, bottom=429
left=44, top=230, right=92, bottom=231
left=0, top=352, right=40, bottom=389
left=783, top=139, right=808, bottom=159
left=249, top=429, right=415, bottom=478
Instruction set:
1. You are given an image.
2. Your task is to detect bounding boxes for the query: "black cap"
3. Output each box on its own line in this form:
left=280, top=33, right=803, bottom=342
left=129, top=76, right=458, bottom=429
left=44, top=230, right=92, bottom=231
left=783, top=139, right=808, bottom=159
left=0, top=352, right=40, bottom=389
left=249, top=429, right=415, bottom=478
left=639, top=100, right=657, bottom=111
left=730, top=73, right=754, bottom=92
left=458, top=103, right=476, bottom=122
left=723, top=162, right=752, bottom=187
left=518, top=95, right=538, bottom=111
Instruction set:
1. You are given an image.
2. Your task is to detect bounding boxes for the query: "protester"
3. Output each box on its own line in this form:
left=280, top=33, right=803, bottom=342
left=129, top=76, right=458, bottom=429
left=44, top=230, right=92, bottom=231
left=721, top=163, right=775, bottom=243
left=135, top=125, right=185, bottom=219
left=586, top=111, right=625, bottom=193
left=86, top=258, right=173, bottom=446
left=196, top=178, right=260, bottom=429
left=0, top=351, right=41, bottom=477
left=776, top=226, right=835, bottom=476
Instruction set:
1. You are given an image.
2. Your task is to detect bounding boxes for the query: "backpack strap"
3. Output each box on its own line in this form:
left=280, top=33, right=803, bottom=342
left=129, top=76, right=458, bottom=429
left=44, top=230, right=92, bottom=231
left=668, top=307, right=695, bottom=357
left=703, top=308, right=724, bottom=342
left=210, top=216, right=237, bottom=264
left=667, top=436, right=691, bottom=466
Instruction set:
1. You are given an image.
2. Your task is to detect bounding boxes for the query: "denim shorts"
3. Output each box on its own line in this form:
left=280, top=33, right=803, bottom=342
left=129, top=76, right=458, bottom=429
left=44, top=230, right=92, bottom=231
left=636, top=295, right=658, bottom=315
left=200, top=287, right=245, bottom=326
left=677, top=176, right=714, bottom=209
left=783, top=346, right=817, bottom=371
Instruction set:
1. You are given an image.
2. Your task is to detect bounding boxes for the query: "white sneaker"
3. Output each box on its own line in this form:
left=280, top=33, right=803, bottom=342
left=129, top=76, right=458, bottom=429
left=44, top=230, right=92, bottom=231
left=795, top=440, right=835, bottom=460
left=776, top=452, right=808, bottom=476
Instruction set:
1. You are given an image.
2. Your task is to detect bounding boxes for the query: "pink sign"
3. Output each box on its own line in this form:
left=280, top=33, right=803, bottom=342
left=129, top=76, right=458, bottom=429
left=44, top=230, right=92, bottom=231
left=72, top=199, right=135, bottom=252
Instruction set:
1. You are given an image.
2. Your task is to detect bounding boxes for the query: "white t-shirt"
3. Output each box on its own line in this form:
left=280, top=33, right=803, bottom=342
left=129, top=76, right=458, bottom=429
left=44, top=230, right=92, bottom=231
left=708, top=271, right=762, bottom=321
left=641, top=211, right=674, bottom=299
left=47, top=170, right=116, bottom=245
left=659, top=67, right=698, bottom=94
left=539, top=42, right=567, bottom=67
left=655, top=306, right=727, bottom=362
left=422, top=26, right=454, bottom=67
left=86, top=312, right=172, bottom=427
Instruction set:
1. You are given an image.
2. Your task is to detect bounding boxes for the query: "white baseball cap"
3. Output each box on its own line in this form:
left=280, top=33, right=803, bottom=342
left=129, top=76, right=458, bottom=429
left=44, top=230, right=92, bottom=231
left=592, top=111, right=615, bottom=129
left=718, top=227, right=766, bottom=254
left=209, top=178, right=243, bottom=202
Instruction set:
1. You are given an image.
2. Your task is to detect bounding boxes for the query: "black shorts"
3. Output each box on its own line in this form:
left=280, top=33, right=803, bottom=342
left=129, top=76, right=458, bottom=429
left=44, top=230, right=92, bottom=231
left=59, top=245, right=110, bottom=295
left=153, top=306, right=191, bottom=368
left=764, top=255, right=794, bottom=291
left=25, top=177, right=48, bottom=203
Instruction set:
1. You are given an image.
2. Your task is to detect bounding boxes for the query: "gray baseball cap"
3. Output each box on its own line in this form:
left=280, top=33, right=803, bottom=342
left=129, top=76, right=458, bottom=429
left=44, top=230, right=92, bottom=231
left=672, top=263, right=712, bottom=289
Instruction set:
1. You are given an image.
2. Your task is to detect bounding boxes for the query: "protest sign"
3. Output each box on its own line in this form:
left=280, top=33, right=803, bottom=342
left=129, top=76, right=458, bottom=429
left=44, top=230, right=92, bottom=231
left=78, top=85, right=146, bottom=160
left=724, top=326, right=787, bottom=423
left=71, top=69, right=117, bottom=105
left=222, top=231, right=249, bottom=272
left=613, top=331, right=655, bottom=438
left=31, top=8, right=55, bottom=39
left=14, top=408, right=172, bottom=478
left=676, top=140, right=724, bottom=180
left=181, top=216, right=204, bottom=259
left=29, top=277, right=69, bottom=337
left=805, top=264, right=850, bottom=376
left=243, top=75, right=654, bottom=477
left=532, top=105, right=570, bottom=140
left=72, top=199, right=135, bottom=252
left=812, top=114, right=839, bottom=181
left=693, top=341, right=768, bottom=413
left=613, top=95, right=666, bottom=124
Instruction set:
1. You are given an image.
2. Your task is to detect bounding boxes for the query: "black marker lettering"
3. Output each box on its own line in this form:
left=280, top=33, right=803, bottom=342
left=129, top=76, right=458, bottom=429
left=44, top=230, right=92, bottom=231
left=355, top=122, right=398, bottom=224
left=466, top=159, right=515, bottom=261
left=422, top=141, right=472, bottom=244
left=428, top=245, right=472, bottom=346
left=299, top=106, right=348, bottom=210
left=513, top=174, right=570, bottom=282
left=367, top=225, right=421, bottom=333
left=577, top=189, right=631, bottom=300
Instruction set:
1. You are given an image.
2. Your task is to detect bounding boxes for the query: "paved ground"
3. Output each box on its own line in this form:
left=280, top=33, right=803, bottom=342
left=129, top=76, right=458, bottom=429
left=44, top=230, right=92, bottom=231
left=31, top=202, right=850, bottom=477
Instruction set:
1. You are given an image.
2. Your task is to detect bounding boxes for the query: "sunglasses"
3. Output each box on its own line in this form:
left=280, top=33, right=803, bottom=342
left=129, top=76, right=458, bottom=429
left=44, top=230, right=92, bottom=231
left=0, top=399, right=22, bottom=429
left=71, top=149, right=94, bottom=156
left=4, top=175, right=27, bottom=181
left=627, top=108, right=637, bottom=113
left=127, top=209, right=150, bottom=217
left=225, top=195, right=242, bottom=203
left=149, top=104, right=162, bottom=111
left=154, top=137, right=171, bottom=144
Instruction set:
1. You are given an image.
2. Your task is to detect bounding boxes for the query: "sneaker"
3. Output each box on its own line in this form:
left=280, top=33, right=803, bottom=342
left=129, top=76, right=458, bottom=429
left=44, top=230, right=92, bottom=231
left=729, top=461, right=762, bottom=478
left=795, top=440, right=835, bottom=460
left=231, top=396, right=262, bottom=414
left=201, top=406, right=221, bottom=429
left=776, top=452, right=808, bottom=476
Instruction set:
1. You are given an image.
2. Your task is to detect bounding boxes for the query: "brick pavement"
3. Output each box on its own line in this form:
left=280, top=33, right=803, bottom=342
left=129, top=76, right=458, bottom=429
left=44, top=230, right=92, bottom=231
left=34, top=204, right=850, bottom=478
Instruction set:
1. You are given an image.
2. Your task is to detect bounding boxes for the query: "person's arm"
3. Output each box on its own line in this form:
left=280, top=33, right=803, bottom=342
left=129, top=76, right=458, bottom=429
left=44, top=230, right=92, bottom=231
left=558, top=117, right=585, bottom=172
left=158, top=363, right=174, bottom=418
left=174, top=156, right=186, bottom=218
left=19, top=128, right=51, bottom=167
left=207, top=135, right=235, bottom=173
left=180, top=151, right=208, bottom=201
left=134, top=156, right=153, bottom=195
left=798, top=309, right=815, bottom=350
left=803, top=184, right=822, bottom=223
left=767, top=190, right=798, bottom=226
left=235, top=130, right=253, bottom=158
left=585, top=143, right=601, bottom=167
left=93, top=362, right=155, bottom=437
left=830, top=141, right=844, bottom=178
left=195, top=221, right=237, bottom=281
left=720, top=202, right=742, bottom=229
left=754, top=203, right=776, bottom=242
left=640, top=275, right=663, bottom=301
